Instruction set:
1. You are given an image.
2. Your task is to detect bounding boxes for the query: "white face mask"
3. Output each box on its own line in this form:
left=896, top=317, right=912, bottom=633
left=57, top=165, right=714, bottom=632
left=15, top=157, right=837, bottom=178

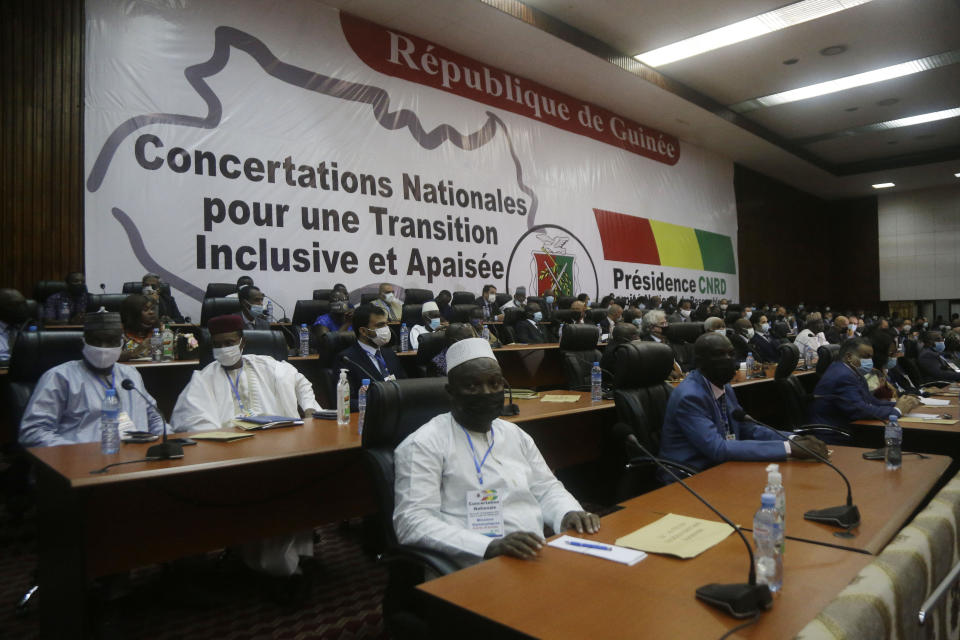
left=213, top=344, right=243, bottom=367
left=746, top=328, right=756, bottom=339
left=83, top=343, right=122, bottom=369
left=680, top=308, right=691, bottom=318
left=745, top=310, right=752, bottom=319
left=383, top=292, right=395, bottom=303
left=714, top=329, right=726, bottom=335
left=719, top=304, right=728, bottom=310
left=368, top=326, right=392, bottom=347
left=487, top=293, right=497, bottom=303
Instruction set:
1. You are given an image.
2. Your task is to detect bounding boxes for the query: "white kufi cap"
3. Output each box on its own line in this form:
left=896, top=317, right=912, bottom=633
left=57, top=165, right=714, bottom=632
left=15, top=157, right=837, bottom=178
left=421, top=301, right=439, bottom=314
left=445, top=337, right=497, bottom=372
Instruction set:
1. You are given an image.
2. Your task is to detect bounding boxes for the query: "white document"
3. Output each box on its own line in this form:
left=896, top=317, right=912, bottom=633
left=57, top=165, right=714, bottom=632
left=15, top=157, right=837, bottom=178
left=905, top=412, right=943, bottom=420
left=920, top=398, right=951, bottom=407
left=548, top=535, right=647, bottom=566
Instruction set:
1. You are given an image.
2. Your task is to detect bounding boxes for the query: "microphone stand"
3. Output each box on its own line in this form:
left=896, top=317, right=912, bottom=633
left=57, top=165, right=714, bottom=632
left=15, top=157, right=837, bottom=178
left=500, top=378, right=519, bottom=416
left=733, top=410, right=860, bottom=534
left=120, top=378, right=183, bottom=459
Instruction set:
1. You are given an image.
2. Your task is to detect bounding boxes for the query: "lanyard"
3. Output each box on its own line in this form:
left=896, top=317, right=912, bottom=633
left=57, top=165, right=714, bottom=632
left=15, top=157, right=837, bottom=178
left=225, top=365, right=248, bottom=415
left=97, top=371, right=115, bottom=391
left=461, top=425, right=495, bottom=485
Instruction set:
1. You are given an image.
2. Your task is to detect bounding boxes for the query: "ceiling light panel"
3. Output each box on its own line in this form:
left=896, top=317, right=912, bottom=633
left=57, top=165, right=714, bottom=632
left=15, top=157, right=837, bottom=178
left=634, top=0, right=873, bottom=67
left=872, top=183, right=895, bottom=188
left=730, top=50, right=960, bottom=113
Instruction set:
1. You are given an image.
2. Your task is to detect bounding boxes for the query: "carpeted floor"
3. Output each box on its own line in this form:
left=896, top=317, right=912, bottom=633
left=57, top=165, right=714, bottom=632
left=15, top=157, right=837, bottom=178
left=0, top=505, right=391, bottom=640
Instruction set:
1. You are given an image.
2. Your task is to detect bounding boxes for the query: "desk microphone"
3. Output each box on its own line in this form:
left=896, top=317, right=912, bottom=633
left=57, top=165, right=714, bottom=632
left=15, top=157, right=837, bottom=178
left=340, top=354, right=383, bottom=383
left=121, top=378, right=183, bottom=459
left=610, top=423, right=772, bottom=619
left=262, top=293, right=289, bottom=323
left=731, top=410, right=860, bottom=530
left=500, top=378, right=519, bottom=416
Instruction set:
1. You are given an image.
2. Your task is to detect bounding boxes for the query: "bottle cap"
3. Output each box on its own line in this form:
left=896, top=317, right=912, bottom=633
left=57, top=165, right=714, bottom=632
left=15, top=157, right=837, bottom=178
left=761, top=492, right=776, bottom=508
left=888, top=414, right=899, bottom=421
left=301, top=323, right=307, bottom=328
left=593, top=361, right=599, bottom=366
left=361, top=378, right=370, bottom=385
left=105, top=388, right=117, bottom=397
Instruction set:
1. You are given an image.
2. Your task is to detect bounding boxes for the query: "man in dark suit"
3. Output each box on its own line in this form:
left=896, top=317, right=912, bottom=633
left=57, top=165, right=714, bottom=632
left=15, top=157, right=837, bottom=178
left=514, top=302, right=547, bottom=344
left=824, top=315, right=850, bottom=345
left=598, top=303, right=622, bottom=336
left=917, top=331, right=960, bottom=382
left=733, top=317, right=778, bottom=362
left=667, top=299, right=693, bottom=323
left=810, top=337, right=920, bottom=427
left=335, top=304, right=407, bottom=409
left=478, top=284, right=503, bottom=321
left=659, top=333, right=826, bottom=477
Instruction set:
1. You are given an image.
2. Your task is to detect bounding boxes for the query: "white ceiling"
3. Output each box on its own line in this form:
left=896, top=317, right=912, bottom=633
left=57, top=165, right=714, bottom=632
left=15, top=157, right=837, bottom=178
left=321, top=0, right=960, bottom=199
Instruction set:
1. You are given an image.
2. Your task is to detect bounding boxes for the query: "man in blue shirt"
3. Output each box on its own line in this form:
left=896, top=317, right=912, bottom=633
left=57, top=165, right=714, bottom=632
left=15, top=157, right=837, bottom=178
left=659, top=333, right=826, bottom=476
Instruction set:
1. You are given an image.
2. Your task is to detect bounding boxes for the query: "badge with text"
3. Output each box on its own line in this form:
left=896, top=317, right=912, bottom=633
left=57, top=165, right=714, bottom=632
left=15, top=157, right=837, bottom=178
left=466, top=489, right=505, bottom=537
left=117, top=411, right=137, bottom=434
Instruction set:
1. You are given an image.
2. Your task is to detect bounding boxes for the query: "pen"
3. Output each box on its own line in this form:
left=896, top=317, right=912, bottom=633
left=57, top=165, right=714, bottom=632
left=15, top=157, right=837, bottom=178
left=565, top=540, right=612, bottom=551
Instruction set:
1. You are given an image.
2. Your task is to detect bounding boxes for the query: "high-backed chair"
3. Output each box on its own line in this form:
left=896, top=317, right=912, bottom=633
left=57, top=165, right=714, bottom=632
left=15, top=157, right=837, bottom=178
left=816, top=344, right=840, bottom=378
left=494, top=292, right=511, bottom=308
left=199, top=297, right=243, bottom=326
left=559, top=324, right=603, bottom=391
left=450, top=304, right=479, bottom=323
left=204, top=282, right=237, bottom=299
left=360, top=378, right=458, bottom=631
left=360, top=292, right=379, bottom=305
left=611, top=341, right=695, bottom=498
left=291, top=300, right=328, bottom=327
left=121, top=281, right=142, bottom=294
left=664, top=322, right=704, bottom=372
left=587, top=308, right=607, bottom=325
left=773, top=343, right=808, bottom=429
left=451, top=291, right=476, bottom=306
left=312, top=288, right=333, bottom=301
left=414, top=331, right=446, bottom=376
left=198, top=329, right=288, bottom=367
left=403, top=288, right=433, bottom=305
left=400, top=304, right=423, bottom=328
left=4, top=331, right=85, bottom=432
left=85, top=293, right=128, bottom=313
left=499, top=308, right=524, bottom=345
left=24, top=299, right=39, bottom=322
left=317, top=331, right=358, bottom=404
left=728, top=329, right=750, bottom=362
left=32, top=280, right=66, bottom=304
left=557, top=295, right=576, bottom=309
left=771, top=321, right=790, bottom=344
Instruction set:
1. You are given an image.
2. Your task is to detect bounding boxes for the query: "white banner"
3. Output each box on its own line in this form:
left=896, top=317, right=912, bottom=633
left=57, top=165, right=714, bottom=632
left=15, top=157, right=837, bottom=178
left=84, top=0, right=738, bottom=320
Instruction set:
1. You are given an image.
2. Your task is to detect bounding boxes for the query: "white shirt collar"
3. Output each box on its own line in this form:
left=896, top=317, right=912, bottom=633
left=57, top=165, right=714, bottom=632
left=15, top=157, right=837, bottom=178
left=358, top=340, right=378, bottom=358
left=710, top=382, right=725, bottom=399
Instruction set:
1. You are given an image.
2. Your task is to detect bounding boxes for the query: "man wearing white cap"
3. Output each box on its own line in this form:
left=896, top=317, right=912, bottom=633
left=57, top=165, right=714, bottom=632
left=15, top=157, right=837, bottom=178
left=393, top=338, right=599, bottom=568
left=409, top=300, right=447, bottom=351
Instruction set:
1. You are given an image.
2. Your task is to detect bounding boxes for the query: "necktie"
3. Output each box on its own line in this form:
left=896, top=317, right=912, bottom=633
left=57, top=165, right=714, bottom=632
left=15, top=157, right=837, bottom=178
left=718, top=393, right=730, bottom=436
left=374, top=350, right=390, bottom=376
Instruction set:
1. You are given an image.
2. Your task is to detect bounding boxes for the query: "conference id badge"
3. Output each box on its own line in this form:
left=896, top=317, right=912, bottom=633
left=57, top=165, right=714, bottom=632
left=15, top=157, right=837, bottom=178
left=384, top=374, right=397, bottom=381
left=948, top=362, right=960, bottom=372
left=117, top=411, right=136, bottom=435
left=725, top=432, right=736, bottom=441
left=466, top=489, right=505, bottom=538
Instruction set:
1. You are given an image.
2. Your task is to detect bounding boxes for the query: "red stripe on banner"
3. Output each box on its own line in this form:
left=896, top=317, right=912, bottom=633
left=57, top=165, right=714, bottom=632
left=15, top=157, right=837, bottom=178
left=593, top=209, right=661, bottom=265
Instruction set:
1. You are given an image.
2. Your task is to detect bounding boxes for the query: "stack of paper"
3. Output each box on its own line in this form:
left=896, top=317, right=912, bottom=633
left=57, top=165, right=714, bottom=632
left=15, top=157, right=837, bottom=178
left=232, top=415, right=304, bottom=430
left=615, top=513, right=735, bottom=559
left=920, top=398, right=950, bottom=407
left=541, top=394, right=581, bottom=403
left=905, top=412, right=945, bottom=421
left=547, top=535, right=647, bottom=566
left=190, top=431, right=254, bottom=442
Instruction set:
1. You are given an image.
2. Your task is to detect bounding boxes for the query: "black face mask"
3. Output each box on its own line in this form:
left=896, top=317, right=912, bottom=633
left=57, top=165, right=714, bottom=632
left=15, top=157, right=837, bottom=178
left=700, top=357, right=738, bottom=387
left=451, top=389, right=504, bottom=428
left=67, top=283, right=87, bottom=296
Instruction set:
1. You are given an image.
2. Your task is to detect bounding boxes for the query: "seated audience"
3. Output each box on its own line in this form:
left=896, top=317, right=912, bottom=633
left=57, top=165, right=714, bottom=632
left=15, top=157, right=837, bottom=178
left=514, top=302, right=547, bottom=344
left=703, top=316, right=725, bottom=334
left=658, top=333, right=826, bottom=476
left=43, top=271, right=88, bottom=323
left=499, top=286, right=526, bottom=310
left=865, top=331, right=899, bottom=400
left=336, top=304, right=407, bottom=409
left=119, top=294, right=161, bottom=361
left=393, top=337, right=599, bottom=568
left=141, top=273, right=184, bottom=323
left=239, top=285, right=270, bottom=330
left=809, top=337, right=920, bottom=427
left=312, top=291, right=353, bottom=336
left=640, top=309, right=669, bottom=343
left=918, top=330, right=960, bottom=382
left=0, top=288, right=28, bottom=363
left=667, top=299, right=693, bottom=323
left=435, top=290, right=454, bottom=321
left=739, top=317, right=778, bottom=362
left=225, top=275, right=254, bottom=298
left=410, top=301, right=446, bottom=350
left=20, top=311, right=164, bottom=446
left=371, top=283, right=402, bottom=321
left=478, top=284, right=503, bottom=321
left=598, top=303, right=623, bottom=336
left=824, top=315, right=849, bottom=345
left=432, top=322, right=475, bottom=376
left=794, top=312, right=828, bottom=355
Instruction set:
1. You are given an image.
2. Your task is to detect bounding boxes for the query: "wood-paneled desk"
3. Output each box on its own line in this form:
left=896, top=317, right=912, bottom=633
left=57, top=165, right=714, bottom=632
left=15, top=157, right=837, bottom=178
left=851, top=393, right=960, bottom=457
left=420, top=483, right=875, bottom=639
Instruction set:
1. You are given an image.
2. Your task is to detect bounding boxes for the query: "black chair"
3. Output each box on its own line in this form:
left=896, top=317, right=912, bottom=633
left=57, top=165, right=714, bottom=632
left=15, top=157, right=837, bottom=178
left=494, top=292, right=511, bottom=308
left=197, top=329, right=288, bottom=367
left=451, top=291, right=475, bottom=306
left=360, top=378, right=458, bottom=633
left=402, top=288, right=433, bottom=305
left=317, top=331, right=358, bottom=405
left=121, top=281, right=143, bottom=294
left=771, top=321, right=790, bottom=344
left=557, top=295, right=576, bottom=309
left=664, top=322, right=704, bottom=372
left=400, top=304, right=423, bottom=328
left=816, top=344, right=840, bottom=378
left=587, top=308, right=607, bottom=325
left=773, top=343, right=809, bottom=429
left=32, top=280, right=66, bottom=304
left=204, top=282, right=237, bottom=299
left=312, top=288, right=333, bottom=301
left=728, top=329, right=750, bottom=362
left=24, top=299, right=39, bottom=322
left=450, top=304, right=479, bottom=323
left=558, top=324, right=602, bottom=391
left=292, top=300, right=329, bottom=327
left=360, top=292, right=379, bottom=305
left=85, top=293, right=128, bottom=312
left=499, top=308, right=525, bottom=345
left=199, top=297, right=243, bottom=326
left=413, top=331, right=446, bottom=376
left=611, top=341, right=696, bottom=499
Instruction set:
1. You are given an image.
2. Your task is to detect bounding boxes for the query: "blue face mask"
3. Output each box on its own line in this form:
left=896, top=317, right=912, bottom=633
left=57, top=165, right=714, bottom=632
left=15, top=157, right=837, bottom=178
left=858, top=358, right=874, bottom=375
left=632, top=318, right=642, bottom=328
left=886, top=357, right=898, bottom=370
left=935, top=341, right=946, bottom=352
left=533, top=311, right=543, bottom=322
left=249, top=304, right=264, bottom=317
left=760, top=322, right=770, bottom=333
left=545, top=296, right=555, bottom=304
left=429, top=317, right=441, bottom=330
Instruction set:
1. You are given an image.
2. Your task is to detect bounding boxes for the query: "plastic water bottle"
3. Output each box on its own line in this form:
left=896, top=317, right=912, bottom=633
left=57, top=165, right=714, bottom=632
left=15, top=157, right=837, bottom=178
left=150, top=328, right=162, bottom=361
left=482, top=304, right=490, bottom=320
left=336, top=368, right=350, bottom=426
left=358, top=378, right=370, bottom=434
left=753, top=492, right=783, bottom=593
left=59, top=299, right=71, bottom=322
left=745, top=352, right=755, bottom=380
left=299, top=323, right=310, bottom=357
left=482, top=324, right=491, bottom=342
left=265, top=300, right=274, bottom=321
left=765, top=464, right=786, bottom=553
left=161, top=325, right=175, bottom=361
left=101, top=388, right=121, bottom=454
left=400, top=323, right=410, bottom=351
left=804, top=345, right=814, bottom=371
left=591, top=361, right=602, bottom=402
left=885, top=414, right=902, bottom=470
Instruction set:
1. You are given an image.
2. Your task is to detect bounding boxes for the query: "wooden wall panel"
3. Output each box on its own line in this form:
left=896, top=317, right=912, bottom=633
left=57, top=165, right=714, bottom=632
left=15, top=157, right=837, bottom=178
left=735, top=165, right=881, bottom=312
left=0, top=0, right=84, bottom=298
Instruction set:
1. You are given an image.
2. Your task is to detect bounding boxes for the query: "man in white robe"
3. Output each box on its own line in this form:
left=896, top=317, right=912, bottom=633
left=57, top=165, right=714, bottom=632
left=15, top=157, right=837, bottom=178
left=393, top=337, right=600, bottom=568
left=170, top=314, right=322, bottom=577
left=20, top=311, right=165, bottom=447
